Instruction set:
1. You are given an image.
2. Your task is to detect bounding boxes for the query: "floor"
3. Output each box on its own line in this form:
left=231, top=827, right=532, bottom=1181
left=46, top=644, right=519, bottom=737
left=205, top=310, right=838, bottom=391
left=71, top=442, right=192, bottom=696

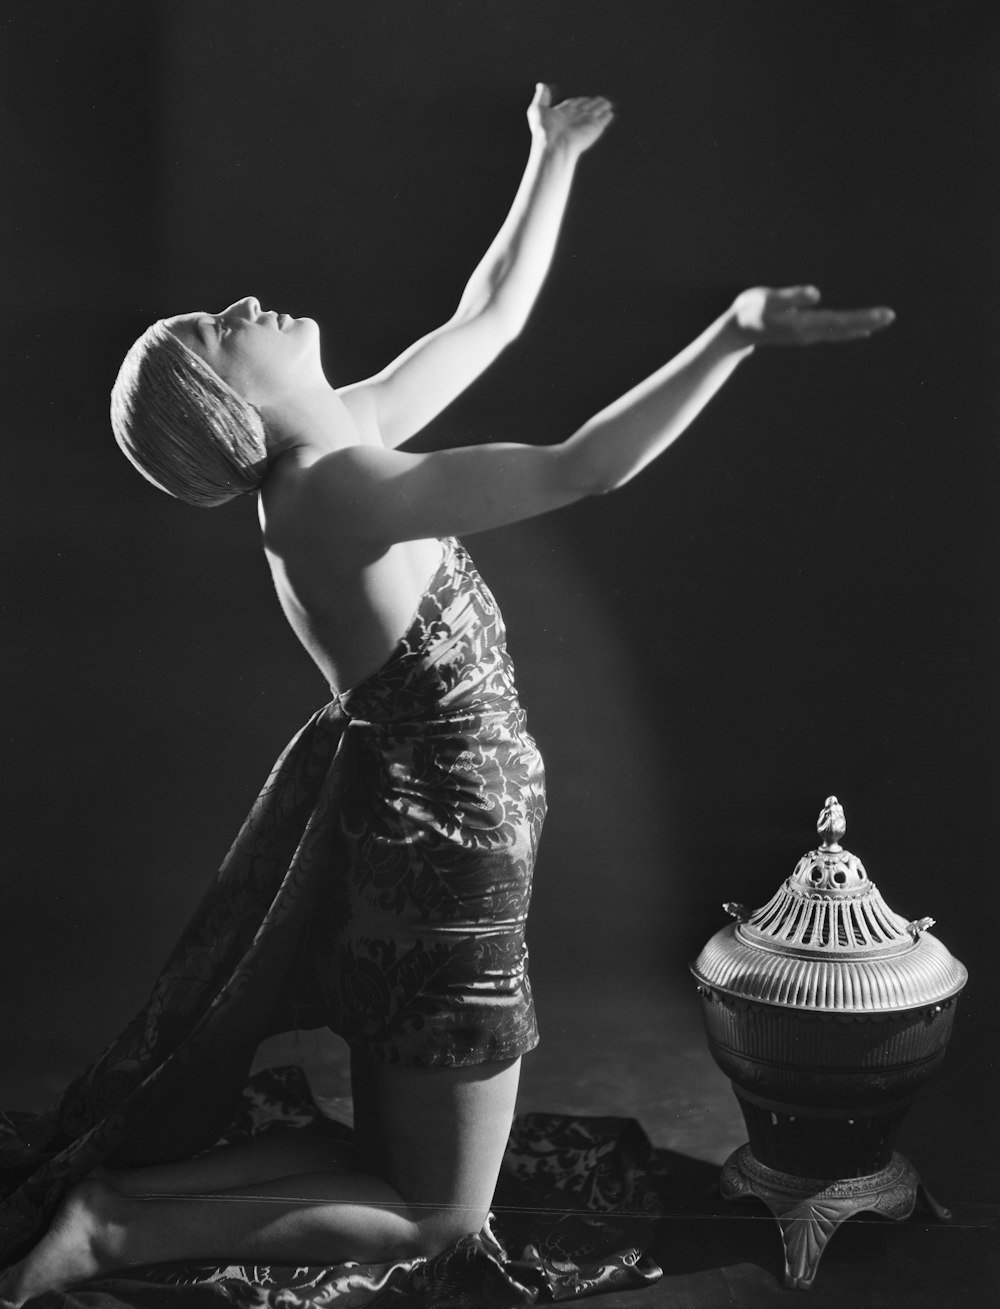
left=253, top=972, right=998, bottom=1309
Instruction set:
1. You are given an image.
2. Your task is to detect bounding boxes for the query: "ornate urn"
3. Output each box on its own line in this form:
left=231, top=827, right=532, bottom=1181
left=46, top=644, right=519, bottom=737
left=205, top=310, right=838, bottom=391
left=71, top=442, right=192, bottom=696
left=690, top=797, right=967, bottom=1290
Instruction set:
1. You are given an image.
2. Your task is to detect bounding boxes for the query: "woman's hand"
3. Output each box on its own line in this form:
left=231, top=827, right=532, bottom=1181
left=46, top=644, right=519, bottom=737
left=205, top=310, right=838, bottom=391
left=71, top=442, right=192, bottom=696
left=528, top=83, right=615, bottom=156
left=729, top=285, right=895, bottom=347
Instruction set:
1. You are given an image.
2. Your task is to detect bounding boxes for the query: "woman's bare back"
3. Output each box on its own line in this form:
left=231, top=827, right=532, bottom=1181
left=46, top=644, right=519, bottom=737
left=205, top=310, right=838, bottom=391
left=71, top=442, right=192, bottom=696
left=260, top=462, right=444, bottom=692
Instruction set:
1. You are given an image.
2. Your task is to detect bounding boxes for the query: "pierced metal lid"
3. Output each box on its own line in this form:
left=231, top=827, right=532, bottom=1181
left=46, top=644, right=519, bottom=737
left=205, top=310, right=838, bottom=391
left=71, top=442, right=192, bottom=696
left=691, top=797, right=968, bottom=1012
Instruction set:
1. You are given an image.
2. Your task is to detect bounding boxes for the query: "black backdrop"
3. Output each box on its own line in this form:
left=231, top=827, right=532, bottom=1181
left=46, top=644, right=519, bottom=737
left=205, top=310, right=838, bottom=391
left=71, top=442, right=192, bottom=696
left=2, top=0, right=997, bottom=1169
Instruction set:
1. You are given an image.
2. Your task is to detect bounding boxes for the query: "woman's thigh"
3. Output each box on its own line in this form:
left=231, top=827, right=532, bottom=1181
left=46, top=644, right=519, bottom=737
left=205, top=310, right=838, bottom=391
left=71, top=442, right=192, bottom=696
left=351, top=1052, right=520, bottom=1242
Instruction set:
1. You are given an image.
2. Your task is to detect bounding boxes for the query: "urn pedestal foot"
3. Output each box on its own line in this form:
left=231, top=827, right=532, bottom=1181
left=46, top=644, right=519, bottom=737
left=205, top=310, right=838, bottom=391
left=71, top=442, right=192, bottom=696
left=719, top=1144, right=950, bottom=1290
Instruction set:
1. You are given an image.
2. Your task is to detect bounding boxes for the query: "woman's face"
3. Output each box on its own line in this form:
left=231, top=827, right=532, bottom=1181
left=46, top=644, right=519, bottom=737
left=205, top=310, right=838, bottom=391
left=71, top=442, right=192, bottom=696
left=166, top=297, right=323, bottom=404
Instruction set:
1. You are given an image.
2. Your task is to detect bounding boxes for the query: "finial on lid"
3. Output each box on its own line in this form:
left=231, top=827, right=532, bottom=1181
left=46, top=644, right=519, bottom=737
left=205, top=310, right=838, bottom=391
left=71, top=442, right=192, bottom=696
left=817, top=795, right=846, bottom=851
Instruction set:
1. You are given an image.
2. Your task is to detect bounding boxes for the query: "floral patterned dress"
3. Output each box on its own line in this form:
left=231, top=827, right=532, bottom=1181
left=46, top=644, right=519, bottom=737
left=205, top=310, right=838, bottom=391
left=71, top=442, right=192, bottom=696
left=0, top=537, right=545, bottom=1262
left=291, top=534, right=546, bottom=1064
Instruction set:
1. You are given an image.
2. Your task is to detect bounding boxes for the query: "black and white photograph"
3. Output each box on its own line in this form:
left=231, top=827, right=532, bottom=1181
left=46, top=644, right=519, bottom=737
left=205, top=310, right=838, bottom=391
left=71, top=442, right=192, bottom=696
left=1, top=2, right=997, bottom=1306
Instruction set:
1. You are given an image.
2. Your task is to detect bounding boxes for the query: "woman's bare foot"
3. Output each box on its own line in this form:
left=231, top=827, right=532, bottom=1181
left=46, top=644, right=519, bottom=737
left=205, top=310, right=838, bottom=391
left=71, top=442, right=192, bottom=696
left=0, top=1178, right=125, bottom=1307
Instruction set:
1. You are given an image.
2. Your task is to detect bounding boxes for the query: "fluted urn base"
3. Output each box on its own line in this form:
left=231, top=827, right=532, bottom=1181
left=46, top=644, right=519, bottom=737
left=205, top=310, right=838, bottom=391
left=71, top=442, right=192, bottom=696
left=719, top=1144, right=951, bottom=1290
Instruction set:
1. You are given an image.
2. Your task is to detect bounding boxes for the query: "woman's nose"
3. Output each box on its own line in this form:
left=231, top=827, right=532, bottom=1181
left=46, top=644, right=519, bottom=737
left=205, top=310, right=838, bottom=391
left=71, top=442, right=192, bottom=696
left=224, top=296, right=260, bottom=322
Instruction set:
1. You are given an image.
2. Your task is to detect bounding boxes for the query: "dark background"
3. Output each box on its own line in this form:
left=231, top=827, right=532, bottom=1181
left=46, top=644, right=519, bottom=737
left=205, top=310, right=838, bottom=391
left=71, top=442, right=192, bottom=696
left=1, top=0, right=996, bottom=1190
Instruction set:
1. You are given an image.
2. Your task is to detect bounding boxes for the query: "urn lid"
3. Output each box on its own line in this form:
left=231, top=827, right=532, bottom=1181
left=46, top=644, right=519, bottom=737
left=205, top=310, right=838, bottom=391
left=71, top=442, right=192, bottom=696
left=691, top=797, right=968, bottom=1013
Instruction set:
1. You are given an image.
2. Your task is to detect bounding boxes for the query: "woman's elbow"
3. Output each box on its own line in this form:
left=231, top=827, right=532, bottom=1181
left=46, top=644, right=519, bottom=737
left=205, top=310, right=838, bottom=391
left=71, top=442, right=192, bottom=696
left=552, top=445, right=617, bottom=500
left=454, top=286, right=525, bottom=348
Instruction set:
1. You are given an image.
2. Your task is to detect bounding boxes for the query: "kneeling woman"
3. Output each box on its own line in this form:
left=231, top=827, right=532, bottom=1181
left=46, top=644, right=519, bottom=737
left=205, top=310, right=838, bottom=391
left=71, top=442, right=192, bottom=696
left=0, top=84, right=892, bottom=1305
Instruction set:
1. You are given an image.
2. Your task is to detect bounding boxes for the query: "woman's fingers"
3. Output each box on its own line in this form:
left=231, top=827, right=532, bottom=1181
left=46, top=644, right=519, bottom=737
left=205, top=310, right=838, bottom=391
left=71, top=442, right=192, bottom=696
left=565, top=95, right=614, bottom=116
left=529, top=85, right=614, bottom=122
left=781, top=305, right=896, bottom=343
left=734, top=287, right=895, bottom=345
left=528, top=86, right=615, bottom=153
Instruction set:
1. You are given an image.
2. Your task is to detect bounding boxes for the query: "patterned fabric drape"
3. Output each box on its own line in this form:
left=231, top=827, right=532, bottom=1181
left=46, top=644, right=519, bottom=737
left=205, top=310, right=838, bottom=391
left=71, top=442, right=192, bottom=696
left=0, top=540, right=662, bottom=1301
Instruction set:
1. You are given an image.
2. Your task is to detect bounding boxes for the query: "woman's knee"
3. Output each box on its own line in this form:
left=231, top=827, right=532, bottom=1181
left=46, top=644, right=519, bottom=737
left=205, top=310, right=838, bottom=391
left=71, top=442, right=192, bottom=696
left=411, top=1204, right=491, bottom=1259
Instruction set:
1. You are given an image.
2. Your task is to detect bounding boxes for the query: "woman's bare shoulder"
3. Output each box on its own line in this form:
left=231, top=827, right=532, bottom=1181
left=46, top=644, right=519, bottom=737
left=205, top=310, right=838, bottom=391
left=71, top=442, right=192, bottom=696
left=259, top=449, right=374, bottom=555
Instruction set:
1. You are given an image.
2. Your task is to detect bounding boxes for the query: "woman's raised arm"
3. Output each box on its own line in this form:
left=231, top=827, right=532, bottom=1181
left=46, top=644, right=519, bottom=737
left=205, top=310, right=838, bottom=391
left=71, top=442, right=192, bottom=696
left=340, top=84, right=614, bottom=448
left=309, top=286, right=895, bottom=546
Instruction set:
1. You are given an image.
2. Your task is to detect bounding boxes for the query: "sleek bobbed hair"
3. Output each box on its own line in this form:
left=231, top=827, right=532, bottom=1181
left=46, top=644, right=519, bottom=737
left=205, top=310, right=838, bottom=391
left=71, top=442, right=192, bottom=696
left=110, top=320, right=269, bottom=508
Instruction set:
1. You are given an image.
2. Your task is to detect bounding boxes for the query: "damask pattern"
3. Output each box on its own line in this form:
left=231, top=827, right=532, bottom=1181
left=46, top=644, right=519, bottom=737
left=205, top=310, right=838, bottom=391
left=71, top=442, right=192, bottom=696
left=0, top=538, right=544, bottom=1263
left=289, top=537, right=546, bottom=1066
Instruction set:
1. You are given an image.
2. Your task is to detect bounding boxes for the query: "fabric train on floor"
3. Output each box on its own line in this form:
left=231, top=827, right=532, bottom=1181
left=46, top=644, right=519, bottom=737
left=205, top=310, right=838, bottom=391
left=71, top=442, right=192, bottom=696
left=1, top=1066, right=665, bottom=1306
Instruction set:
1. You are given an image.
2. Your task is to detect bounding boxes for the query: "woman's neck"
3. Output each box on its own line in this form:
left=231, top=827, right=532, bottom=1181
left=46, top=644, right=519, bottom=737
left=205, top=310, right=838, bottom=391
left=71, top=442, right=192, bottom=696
left=261, top=380, right=359, bottom=462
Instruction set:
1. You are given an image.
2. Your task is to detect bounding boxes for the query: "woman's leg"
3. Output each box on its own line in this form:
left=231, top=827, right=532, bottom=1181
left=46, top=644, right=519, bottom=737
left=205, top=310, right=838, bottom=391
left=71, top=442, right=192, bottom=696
left=0, top=1056, right=520, bottom=1307
left=0, top=1171, right=417, bottom=1308
left=95, top=1128, right=359, bottom=1196
left=351, top=1052, right=521, bottom=1255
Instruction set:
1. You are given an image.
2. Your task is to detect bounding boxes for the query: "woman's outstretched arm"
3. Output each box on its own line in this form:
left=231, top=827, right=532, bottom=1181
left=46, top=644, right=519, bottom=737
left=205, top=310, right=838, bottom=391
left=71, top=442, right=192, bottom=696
left=551, top=284, right=894, bottom=492
left=340, top=84, right=613, bottom=447
left=313, top=286, right=894, bottom=544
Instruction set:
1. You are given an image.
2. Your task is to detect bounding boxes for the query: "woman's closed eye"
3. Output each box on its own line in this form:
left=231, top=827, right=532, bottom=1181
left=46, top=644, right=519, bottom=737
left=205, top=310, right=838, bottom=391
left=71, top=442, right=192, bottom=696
left=208, top=316, right=236, bottom=345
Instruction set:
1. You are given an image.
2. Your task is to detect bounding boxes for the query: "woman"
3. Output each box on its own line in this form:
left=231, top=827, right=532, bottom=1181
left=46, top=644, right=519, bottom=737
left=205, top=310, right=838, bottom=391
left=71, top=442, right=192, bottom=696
left=0, top=84, right=892, bottom=1305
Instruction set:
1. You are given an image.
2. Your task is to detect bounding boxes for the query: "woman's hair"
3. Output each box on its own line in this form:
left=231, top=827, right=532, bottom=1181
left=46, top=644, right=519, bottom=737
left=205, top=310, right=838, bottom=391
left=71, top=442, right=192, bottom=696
left=110, top=320, right=269, bottom=508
